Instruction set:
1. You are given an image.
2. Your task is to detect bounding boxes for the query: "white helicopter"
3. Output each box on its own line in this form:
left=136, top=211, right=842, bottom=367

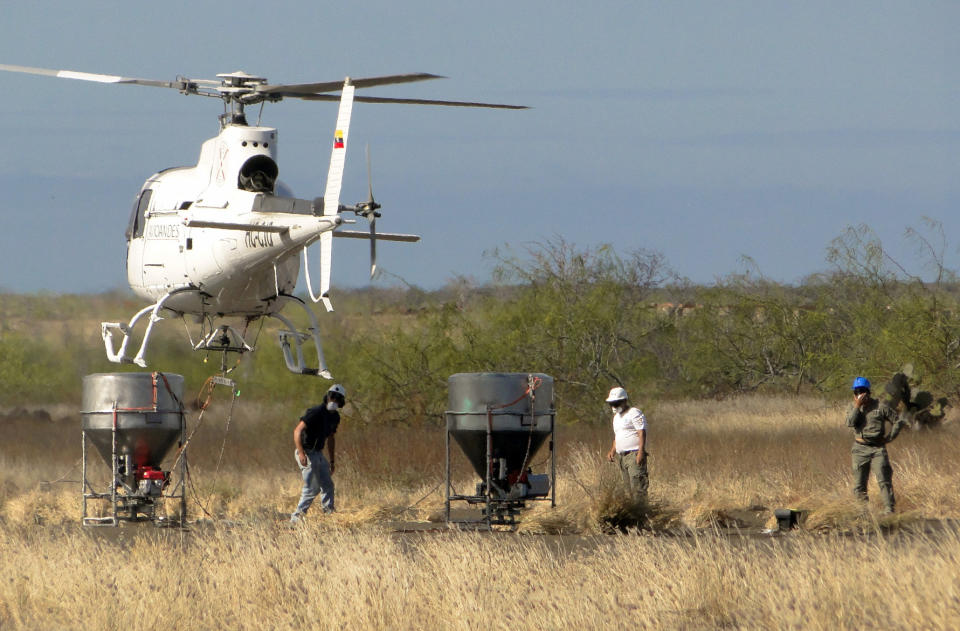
left=0, top=64, right=525, bottom=378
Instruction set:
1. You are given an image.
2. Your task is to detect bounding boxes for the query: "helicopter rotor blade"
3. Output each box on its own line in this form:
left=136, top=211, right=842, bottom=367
left=299, top=93, right=529, bottom=109
left=363, top=144, right=381, bottom=279
left=0, top=63, right=204, bottom=91
left=366, top=144, right=375, bottom=205
left=259, top=73, right=444, bottom=97
left=0, top=64, right=527, bottom=109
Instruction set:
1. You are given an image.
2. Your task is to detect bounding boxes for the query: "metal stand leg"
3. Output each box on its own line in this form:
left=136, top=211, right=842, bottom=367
left=110, top=404, right=118, bottom=525
left=177, top=411, right=187, bottom=527
left=485, top=406, right=493, bottom=529
left=81, top=429, right=87, bottom=523
left=550, top=414, right=556, bottom=508
left=445, top=420, right=451, bottom=523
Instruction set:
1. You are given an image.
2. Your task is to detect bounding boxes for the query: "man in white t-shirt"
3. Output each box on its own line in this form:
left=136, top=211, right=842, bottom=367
left=604, top=386, right=648, bottom=503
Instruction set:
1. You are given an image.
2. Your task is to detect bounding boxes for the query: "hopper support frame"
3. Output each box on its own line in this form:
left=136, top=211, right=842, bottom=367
left=81, top=401, right=188, bottom=528
left=444, top=408, right=556, bottom=529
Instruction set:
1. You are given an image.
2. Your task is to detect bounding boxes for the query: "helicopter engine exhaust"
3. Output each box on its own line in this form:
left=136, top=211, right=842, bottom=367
left=238, top=155, right=279, bottom=193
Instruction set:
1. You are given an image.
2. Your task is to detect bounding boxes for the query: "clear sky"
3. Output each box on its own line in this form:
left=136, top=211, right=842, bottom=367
left=0, top=2, right=957, bottom=293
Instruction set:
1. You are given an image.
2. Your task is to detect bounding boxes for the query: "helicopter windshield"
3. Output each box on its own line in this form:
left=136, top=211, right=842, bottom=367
left=238, top=155, right=278, bottom=194
left=125, top=189, right=152, bottom=240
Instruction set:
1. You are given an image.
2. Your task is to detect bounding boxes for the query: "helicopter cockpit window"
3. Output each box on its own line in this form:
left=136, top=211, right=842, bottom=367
left=238, top=155, right=279, bottom=194
left=125, top=189, right=152, bottom=241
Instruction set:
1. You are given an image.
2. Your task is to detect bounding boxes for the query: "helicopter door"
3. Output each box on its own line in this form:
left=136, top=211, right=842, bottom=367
left=188, top=233, right=227, bottom=280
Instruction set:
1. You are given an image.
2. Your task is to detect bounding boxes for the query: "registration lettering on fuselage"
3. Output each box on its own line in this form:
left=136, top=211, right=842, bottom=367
left=244, top=227, right=275, bottom=249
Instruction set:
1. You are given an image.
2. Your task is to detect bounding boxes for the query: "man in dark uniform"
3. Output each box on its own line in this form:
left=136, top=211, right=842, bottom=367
left=846, top=376, right=907, bottom=514
left=290, top=384, right=345, bottom=522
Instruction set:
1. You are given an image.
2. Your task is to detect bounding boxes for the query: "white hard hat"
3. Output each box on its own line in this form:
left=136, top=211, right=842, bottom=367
left=327, top=384, right=346, bottom=399
left=605, top=386, right=628, bottom=403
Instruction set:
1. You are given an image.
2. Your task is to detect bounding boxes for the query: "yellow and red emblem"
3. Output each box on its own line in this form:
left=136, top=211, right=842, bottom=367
left=333, top=130, right=344, bottom=149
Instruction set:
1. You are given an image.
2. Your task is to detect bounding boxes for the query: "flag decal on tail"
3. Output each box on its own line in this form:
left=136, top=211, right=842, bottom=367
left=334, top=130, right=344, bottom=149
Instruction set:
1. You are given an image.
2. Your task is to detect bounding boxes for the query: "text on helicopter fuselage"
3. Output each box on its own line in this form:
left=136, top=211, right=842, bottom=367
left=244, top=228, right=275, bottom=249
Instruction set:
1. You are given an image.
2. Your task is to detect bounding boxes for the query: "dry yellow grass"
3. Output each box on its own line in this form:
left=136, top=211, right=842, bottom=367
left=1, top=394, right=959, bottom=629
left=1, top=522, right=959, bottom=629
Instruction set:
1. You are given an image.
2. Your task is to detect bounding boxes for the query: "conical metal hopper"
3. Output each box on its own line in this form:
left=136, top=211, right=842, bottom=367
left=446, top=372, right=554, bottom=480
left=81, top=373, right=184, bottom=473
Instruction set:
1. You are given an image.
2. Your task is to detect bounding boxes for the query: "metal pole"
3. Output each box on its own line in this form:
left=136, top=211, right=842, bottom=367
left=110, top=402, right=118, bottom=526
left=81, top=429, right=87, bottom=523
left=110, top=401, right=120, bottom=526
left=485, top=405, right=493, bottom=528
left=179, top=407, right=187, bottom=527
left=445, top=413, right=451, bottom=523
left=550, top=412, right=556, bottom=508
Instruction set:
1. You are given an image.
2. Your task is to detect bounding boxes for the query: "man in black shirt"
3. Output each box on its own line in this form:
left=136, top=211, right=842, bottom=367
left=291, top=384, right=345, bottom=522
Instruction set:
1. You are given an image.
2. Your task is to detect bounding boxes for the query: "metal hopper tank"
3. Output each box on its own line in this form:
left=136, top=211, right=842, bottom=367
left=81, top=372, right=187, bottom=526
left=445, top=372, right=556, bottom=526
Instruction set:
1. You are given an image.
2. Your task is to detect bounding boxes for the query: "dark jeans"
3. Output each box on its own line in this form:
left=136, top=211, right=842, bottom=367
left=293, top=449, right=334, bottom=519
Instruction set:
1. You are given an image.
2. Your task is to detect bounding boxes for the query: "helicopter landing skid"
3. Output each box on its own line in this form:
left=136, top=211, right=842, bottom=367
left=101, top=291, right=332, bottom=378
left=270, top=295, right=332, bottom=379
left=101, top=292, right=179, bottom=367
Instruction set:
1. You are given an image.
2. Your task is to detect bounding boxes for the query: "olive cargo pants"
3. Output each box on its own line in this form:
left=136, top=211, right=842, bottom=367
left=616, top=451, right=649, bottom=503
left=852, top=442, right=895, bottom=513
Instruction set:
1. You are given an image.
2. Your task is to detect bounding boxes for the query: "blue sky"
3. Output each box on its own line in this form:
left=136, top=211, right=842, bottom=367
left=0, top=2, right=957, bottom=293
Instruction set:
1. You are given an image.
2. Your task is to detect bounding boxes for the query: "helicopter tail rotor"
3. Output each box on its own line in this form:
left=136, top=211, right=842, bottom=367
left=334, top=144, right=422, bottom=274
left=358, top=145, right=383, bottom=278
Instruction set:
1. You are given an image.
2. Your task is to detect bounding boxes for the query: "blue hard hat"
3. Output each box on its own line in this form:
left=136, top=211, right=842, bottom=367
left=852, top=377, right=870, bottom=390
